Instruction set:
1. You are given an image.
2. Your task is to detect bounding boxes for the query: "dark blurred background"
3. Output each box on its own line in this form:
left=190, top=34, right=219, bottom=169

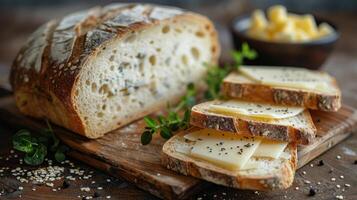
left=0, top=0, right=356, bottom=87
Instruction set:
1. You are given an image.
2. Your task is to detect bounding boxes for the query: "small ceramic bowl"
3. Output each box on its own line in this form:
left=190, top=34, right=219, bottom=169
left=230, top=14, right=339, bottom=69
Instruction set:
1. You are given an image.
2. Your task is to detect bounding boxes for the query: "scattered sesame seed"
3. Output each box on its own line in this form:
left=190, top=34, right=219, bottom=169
left=331, top=178, right=336, bottom=181
left=106, top=196, right=111, bottom=199
left=310, top=164, right=314, bottom=167
left=302, top=171, right=306, bottom=175
left=336, top=184, right=341, bottom=188
left=106, top=179, right=111, bottom=182
left=46, top=183, right=54, bottom=187
left=344, top=183, right=350, bottom=187
left=340, top=175, right=344, bottom=179
left=295, top=187, right=299, bottom=190
left=317, top=182, right=321, bottom=185
left=97, top=187, right=103, bottom=190
left=336, top=155, right=341, bottom=159
left=304, top=180, right=311, bottom=184
left=80, top=187, right=91, bottom=192
left=18, top=186, right=23, bottom=190
left=336, top=195, right=344, bottom=199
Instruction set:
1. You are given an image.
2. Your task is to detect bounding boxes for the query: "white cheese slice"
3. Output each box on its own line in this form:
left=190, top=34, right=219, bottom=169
left=239, top=66, right=331, bottom=93
left=208, top=100, right=304, bottom=120
left=187, top=129, right=261, bottom=170
left=252, top=139, right=288, bottom=159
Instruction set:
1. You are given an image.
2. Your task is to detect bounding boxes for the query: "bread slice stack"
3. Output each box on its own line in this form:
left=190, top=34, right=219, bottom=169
left=162, top=66, right=341, bottom=191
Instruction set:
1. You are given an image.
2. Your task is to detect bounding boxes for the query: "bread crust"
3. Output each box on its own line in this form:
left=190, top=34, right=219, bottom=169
left=190, top=101, right=316, bottom=144
left=222, top=72, right=341, bottom=112
left=10, top=4, right=220, bottom=138
left=161, top=130, right=297, bottom=191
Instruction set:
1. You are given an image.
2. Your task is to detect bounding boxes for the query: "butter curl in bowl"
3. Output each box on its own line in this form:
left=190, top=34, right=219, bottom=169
left=231, top=5, right=339, bottom=69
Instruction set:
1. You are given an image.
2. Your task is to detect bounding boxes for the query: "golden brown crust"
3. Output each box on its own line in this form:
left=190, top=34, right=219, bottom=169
left=10, top=4, right=220, bottom=138
left=190, top=101, right=316, bottom=144
left=222, top=74, right=341, bottom=112
left=161, top=130, right=297, bottom=190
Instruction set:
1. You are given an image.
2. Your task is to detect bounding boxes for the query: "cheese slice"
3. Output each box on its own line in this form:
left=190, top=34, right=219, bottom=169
left=253, top=139, right=288, bottom=159
left=208, top=100, right=304, bottom=120
left=187, top=129, right=261, bottom=170
left=239, top=66, right=331, bottom=93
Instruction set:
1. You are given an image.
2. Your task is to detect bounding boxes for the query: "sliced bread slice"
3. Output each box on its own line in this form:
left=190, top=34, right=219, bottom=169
left=162, top=129, right=297, bottom=190
left=190, top=101, right=316, bottom=144
left=222, top=67, right=341, bottom=112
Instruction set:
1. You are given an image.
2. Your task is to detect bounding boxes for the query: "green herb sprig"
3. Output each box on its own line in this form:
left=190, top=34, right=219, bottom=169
left=141, top=83, right=196, bottom=145
left=12, top=120, right=68, bottom=166
left=204, top=42, right=257, bottom=100
left=141, top=43, right=257, bottom=145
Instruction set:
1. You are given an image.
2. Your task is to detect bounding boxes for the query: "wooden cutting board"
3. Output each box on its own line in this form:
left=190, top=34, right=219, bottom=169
left=0, top=96, right=356, bottom=200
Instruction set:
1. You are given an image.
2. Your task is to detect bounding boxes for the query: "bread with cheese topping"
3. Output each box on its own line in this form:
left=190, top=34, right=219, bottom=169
left=10, top=3, right=220, bottom=138
left=190, top=100, right=316, bottom=144
left=222, top=67, right=341, bottom=112
left=161, top=128, right=297, bottom=190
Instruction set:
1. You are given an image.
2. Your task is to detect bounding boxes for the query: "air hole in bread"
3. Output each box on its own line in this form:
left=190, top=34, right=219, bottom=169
left=156, top=48, right=161, bottom=52
left=175, top=28, right=182, bottom=33
left=102, top=104, right=107, bottom=110
left=211, top=46, right=217, bottom=54
left=149, top=55, right=157, bottom=66
left=205, top=24, right=210, bottom=30
left=97, top=112, right=104, bottom=118
left=91, top=83, right=97, bottom=92
left=162, top=25, right=170, bottom=34
left=116, top=106, right=121, bottom=111
left=85, top=80, right=90, bottom=86
left=165, top=58, right=171, bottom=65
left=195, top=31, right=205, bottom=38
left=75, top=89, right=79, bottom=96
left=150, top=40, right=154, bottom=44
left=110, top=65, right=115, bottom=71
left=125, top=35, right=136, bottom=43
left=181, top=55, right=189, bottom=66
left=191, top=47, right=200, bottom=60
left=109, top=55, right=115, bottom=62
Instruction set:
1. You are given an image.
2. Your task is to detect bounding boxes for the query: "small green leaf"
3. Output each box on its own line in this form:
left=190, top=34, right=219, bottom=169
left=12, top=129, right=36, bottom=153
left=24, top=143, right=47, bottom=166
left=141, top=131, right=152, bottom=145
left=168, top=111, right=179, bottom=122
left=157, top=115, right=166, bottom=125
left=144, top=117, right=157, bottom=129
left=160, top=127, right=172, bottom=139
left=55, top=151, right=66, bottom=162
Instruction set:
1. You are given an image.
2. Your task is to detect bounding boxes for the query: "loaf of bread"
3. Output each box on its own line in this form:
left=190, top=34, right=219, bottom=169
left=10, top=3, right=220, bottom=138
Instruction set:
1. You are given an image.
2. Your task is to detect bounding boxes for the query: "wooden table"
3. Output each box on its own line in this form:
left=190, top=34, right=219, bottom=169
left=0, top=9, right=356, bottom=200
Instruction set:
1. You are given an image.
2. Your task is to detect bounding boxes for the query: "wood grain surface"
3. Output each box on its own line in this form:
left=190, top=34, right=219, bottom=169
left=0, top=96, right=356, bottom=199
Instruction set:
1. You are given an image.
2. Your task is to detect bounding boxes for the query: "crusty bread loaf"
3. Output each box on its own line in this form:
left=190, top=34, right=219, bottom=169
left=190, top=101, right=316, bottom=144
left=161, top=129, right=297, bottom=190
left=222, top=71, right=341, bottom=112
left=10, top=3, right=220, bottom=138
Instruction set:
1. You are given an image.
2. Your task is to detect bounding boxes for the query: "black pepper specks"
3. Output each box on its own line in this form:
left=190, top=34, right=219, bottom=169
left=308, top=188, right=316, bottom=196
left=317, top=160, right=324, bottom=166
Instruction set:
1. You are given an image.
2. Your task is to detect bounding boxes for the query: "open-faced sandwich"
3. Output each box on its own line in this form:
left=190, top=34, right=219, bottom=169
left=162, top=66, right=341, bottom=191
